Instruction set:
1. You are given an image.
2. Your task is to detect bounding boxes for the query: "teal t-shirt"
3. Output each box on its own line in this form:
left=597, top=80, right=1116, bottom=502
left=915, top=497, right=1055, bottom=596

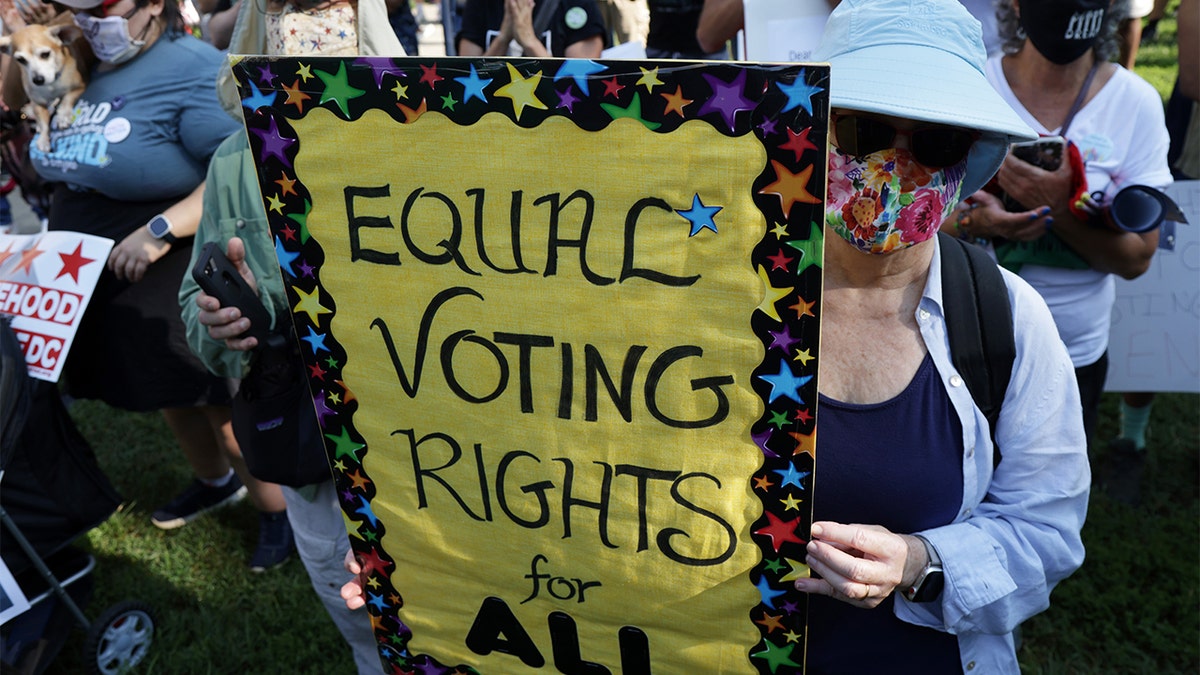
left=32, top=34, right=239, bottom=206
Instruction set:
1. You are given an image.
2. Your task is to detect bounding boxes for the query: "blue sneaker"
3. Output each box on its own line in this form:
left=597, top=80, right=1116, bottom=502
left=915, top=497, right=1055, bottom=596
left=249, top=511, right=294, bottom=573
left=150, top=475, right=247, bottom=530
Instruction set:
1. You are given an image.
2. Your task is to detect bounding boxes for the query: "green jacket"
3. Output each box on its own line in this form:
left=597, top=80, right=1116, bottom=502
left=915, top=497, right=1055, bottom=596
left=178, top=129, right=287, bottom=379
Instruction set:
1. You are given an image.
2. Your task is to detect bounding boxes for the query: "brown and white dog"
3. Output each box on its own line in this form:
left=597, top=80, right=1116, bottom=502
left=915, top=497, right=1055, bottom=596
left=0, top=23, right=89, bottom=153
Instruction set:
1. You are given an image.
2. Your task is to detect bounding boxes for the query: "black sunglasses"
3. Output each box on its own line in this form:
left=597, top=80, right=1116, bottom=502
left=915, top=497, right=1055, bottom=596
left=832, top=113, right=979, bottom=168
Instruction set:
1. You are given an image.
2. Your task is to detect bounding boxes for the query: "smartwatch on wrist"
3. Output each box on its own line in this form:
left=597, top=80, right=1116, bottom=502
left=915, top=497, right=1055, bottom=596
left=147, top=214, right=177, bottom=245
left=903, top=535, right=944, bottom=603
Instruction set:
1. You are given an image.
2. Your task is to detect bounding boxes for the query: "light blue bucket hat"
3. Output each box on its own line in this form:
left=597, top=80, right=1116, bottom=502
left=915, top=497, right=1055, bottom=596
left=812, top=0, right=1037, bottom=198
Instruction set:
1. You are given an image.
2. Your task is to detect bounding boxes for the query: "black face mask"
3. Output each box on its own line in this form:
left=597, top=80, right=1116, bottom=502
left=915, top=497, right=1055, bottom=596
left=1018, top=0, right=1110, bottom=64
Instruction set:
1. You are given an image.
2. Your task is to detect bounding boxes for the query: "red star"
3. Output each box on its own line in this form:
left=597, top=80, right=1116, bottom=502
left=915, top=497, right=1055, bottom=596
left=780, top=126, right=819, bottom=162
left=358, top=546, right=394, bottom=578
left=793, top=407, right=813, bottom=424
left=308, top=361, right=328, bottom=380
left=753, top=511, right=806, bottom=552
left=14, top=242, right=45, bottom=275
left=54, top=242, right=97, bottom=283
left=766, top=248, right=794, bottom=272
left=602, top=76, right=625, bottom=99
left=281, top=224, right=297, bottom=241
left=419, top=63, right=444, bottom=88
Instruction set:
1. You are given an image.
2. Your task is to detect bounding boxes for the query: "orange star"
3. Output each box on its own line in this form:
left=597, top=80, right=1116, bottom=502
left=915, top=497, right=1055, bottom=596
left=281, top=79, right=311, bottom=112
left=336, top=379, right=356, bottom=403
left=347, top=469, right=371, bottom=491
left=759, top=161, right=821, bottom=218
left=0, top=241, right=16, bottom=267
left=789, top=295, right=816, bottom=318
left=661, top=85, right=693, bottom=117
left=753, top=474, right=775, bottom=492
left=755, top=611, right=786, bottom=634
left=276, top=172, right=298, bottom=196
left=14, top=241, right=45, bottom=275
left=397, top=97, right=427, bottom=123
left=790, top=430, right=816, bottom=458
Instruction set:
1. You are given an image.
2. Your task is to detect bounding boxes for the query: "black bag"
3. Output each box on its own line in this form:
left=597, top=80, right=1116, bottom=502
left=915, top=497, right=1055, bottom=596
left=231, top=337, right=331, bottom=487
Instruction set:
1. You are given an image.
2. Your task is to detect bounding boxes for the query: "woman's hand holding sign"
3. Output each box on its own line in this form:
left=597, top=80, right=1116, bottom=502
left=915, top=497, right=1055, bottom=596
left=792, top=522, right=926, bottom=610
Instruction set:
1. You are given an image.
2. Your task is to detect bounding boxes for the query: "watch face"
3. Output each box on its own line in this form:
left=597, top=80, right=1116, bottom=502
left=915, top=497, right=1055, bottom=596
left=149, top=216, right=170, bottom=238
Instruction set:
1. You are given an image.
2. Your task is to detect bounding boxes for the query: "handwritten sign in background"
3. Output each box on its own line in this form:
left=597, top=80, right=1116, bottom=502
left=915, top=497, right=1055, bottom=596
left=1105, top=180, right=1200, bottom=393
left=234, top=56, right=828, bottom=673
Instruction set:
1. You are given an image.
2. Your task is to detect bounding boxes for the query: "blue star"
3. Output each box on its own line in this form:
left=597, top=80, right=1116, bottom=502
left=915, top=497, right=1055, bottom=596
left=355, top=496, right=379, bottom=527
left=367, top=592, right=387, bottom=611
left=676, top=194, right=722, bottom=236
left=455, top=63, right=492, bottom=104
left=773, top=463, right=810, bottom=490
left=755, top=574, right=788, bottom=609
left=554, top=59, right=607, bottom=96
left=758, top=358, right=812, bottom=405
left=241, top=79, right=276, bottom=111
left=777, top=68, right=822, bottom=116
left=301, top=325, right=330, bottom=354
left=274, top=236, right=300, bottom=277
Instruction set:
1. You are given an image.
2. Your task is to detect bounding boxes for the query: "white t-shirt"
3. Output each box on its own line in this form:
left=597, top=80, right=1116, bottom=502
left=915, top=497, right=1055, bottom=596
left=985, top=56, right=1173, bottom=368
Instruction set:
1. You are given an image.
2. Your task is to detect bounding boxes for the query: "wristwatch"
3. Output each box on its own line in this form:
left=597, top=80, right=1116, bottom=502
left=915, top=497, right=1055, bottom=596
left=903, top=535, right=944, bottom=603
left=147, top=214, right=177, bottom=245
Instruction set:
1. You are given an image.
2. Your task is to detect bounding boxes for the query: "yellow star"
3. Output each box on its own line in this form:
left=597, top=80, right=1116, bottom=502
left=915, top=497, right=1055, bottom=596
left=333, top=459, right=347, bottom=472
left=391, top=80, right=408, bottom=100
left=780, top=493, right=802, bottom=511
left=293, top=285, right=332, bottom=324
left=780, top=558, right=811, bottom=583
left=366, top=575, right=381, bottom=590
left=636, top=66, right=663, bottom=92
left=661, top=85, right=692, bottom=117
left=495, top=63, right=547, bottom=121
left=756, top=265, right=793, bottom=322
left=770, top=222, right=790, bottom=239
left=783, top=629, right=802, bottom=644
left=266, top=193, right=285, bottom=214
left=759, top=161, right=822, bottom=217
left=327, top=390, right=342, bottom=405
left=793, top=347, right=814, bottom=366
left=790, top=429, right=816, bottom=458
left=296, top=62, right=313, bottom=82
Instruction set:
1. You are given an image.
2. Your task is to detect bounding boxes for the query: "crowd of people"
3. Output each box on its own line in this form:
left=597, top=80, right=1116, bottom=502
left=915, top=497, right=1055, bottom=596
left=0, top=0, right=1188, bottom=672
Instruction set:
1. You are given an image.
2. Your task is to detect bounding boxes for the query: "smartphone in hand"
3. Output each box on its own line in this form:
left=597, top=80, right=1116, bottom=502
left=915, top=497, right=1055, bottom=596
left=1003, top=135, right=1066, bottom=211
left=191, top=241, right=273, bottom=348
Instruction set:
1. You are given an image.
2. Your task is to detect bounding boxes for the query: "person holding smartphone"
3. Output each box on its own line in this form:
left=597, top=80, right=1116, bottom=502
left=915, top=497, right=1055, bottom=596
left=946, top=0, right=1171, bottom=473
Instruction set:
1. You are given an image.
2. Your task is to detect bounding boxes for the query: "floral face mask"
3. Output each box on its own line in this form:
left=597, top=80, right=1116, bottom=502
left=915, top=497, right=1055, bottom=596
left=825, top=147, right=967, bottom=255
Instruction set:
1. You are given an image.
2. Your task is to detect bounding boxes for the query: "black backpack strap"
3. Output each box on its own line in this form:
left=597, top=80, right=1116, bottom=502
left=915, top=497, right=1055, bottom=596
left=533, top=0, right=563, bottom=41
left=937, top=232, right=1015, bottom=466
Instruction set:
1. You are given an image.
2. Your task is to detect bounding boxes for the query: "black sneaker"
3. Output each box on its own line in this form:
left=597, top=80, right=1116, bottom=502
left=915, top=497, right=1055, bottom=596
left=1102, top=438, right=1146, bottom=507
left=249, top=511, right=294, bottom=573
left=150, top=475, right=248, bottom=530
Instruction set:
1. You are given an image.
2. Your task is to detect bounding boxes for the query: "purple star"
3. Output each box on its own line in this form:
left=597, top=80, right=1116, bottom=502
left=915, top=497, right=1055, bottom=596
left=340, top=487, right=355, bottom=502
left=415, top=657, right=450, bottom=675
left=697, top=70, right=756, bottom=132
left=754, top=428, right=777, bottom=458
left=354, top=57, right=406, bottom=88
left=252, top=116, right=296, bottom=166
left=768, top=325, right=801, bottom=353
left=257, top=64, right=277, bottom=87
left=556, top=84, right=580, bottom=112
left=781, top=600, right=800, bottom=614
left=298, top=259, right=316, bottom=277
left=313, top=390, right=336, bottom=427
left=758, top=117, right=778, bottom=136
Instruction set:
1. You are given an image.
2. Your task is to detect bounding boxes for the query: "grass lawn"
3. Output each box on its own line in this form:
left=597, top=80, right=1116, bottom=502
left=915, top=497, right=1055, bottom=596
left=17, top=7, right=1199, bottom=674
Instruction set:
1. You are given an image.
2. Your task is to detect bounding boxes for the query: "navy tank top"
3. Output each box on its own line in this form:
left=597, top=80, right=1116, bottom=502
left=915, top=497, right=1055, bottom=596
left=806, top=354, right=965, bottom=674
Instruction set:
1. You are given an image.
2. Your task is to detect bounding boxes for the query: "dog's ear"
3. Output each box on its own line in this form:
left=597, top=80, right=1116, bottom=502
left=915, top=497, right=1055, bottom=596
left=48, top=24, right=84, bottom=46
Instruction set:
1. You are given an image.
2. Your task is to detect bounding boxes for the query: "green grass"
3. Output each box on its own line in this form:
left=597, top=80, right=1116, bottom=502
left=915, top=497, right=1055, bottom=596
left=19, top=14, right=1199, bottom=673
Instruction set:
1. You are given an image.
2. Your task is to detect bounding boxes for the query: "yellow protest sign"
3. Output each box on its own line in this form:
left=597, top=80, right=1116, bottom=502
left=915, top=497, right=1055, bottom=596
left=234, top=56, right=828, bottom=674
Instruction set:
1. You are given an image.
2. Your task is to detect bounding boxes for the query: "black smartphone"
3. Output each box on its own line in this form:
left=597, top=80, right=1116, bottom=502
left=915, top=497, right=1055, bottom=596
left=1003, top=136, right=1066, bottom=211
left=191, top=241, right=273, bottom=348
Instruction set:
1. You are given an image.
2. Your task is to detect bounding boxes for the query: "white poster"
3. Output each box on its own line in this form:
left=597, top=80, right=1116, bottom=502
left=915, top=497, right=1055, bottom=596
left=744, top=0, right=830, bottom=62
left=0, top=557, right=30, bottom=626
left=0, top=231, right=114, bottom=382
left=1105, top=180, right=1200, bottom=392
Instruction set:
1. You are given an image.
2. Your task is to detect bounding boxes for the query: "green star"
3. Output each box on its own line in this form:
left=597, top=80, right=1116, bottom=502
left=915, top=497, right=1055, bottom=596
left=440, top=93, right=458, bottom=110
left=769, top=409, right=790, bottom=428
left=316, top=62, right=366, bottom=117
left=751, top=638, right=802, bottom=673
left=362, top=529, right=378, bottom=543
left=763, top=558, right=786, bottom=574
left=599, top=93, right=662, bottom=131
left=325, top=356, right=339, bottom=368
left=786, top=221, right=824, bottom=273
left=325, top=426, right=365, bottom=462
left=287, top=199, right=312, bottom=244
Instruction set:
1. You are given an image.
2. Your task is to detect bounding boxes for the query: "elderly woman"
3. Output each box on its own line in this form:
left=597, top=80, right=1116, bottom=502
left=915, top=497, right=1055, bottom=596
left=793, top=0, right=1089, bottom=673
left=955, top=0, right=1171, bottom=502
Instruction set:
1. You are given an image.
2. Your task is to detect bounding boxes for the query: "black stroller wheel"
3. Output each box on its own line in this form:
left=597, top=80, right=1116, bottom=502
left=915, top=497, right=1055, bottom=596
left=84, top=600, right=155, bottom=675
